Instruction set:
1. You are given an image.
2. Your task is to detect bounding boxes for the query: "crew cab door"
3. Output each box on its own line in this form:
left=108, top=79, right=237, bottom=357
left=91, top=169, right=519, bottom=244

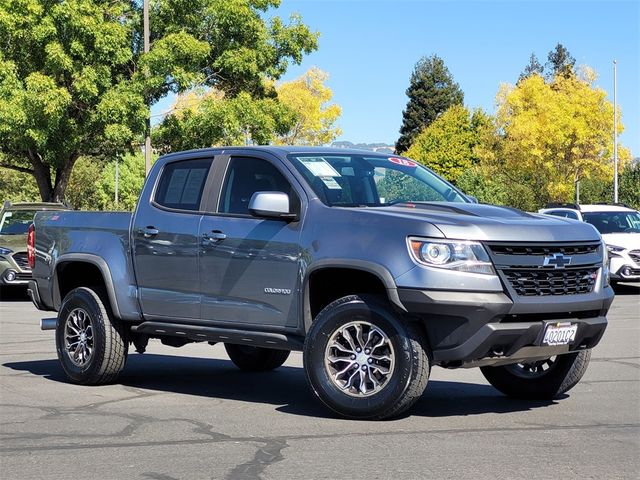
left=132, top=156, right=214, bottom=319
left=198, top=154, right=304, bottom=329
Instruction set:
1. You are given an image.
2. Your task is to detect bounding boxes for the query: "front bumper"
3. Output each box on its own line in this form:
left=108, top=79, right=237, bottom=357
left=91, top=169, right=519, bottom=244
left=609, top=256, right=640, bottom=282
left=0, top=257, right=31, bottom=285
left=399, top=286, right=614, bottom=367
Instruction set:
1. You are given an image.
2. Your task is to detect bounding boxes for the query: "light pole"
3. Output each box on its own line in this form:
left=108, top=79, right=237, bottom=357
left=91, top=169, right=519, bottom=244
left=144, top=0, right=151, bottom=176
left=613, top=60, right=618, bottom=203
left=115, top=156, right=119, bottom=207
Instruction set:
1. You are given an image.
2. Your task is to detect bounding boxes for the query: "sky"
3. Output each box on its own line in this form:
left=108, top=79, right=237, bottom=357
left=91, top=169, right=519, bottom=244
left=152, top=0, right=640, bottom=156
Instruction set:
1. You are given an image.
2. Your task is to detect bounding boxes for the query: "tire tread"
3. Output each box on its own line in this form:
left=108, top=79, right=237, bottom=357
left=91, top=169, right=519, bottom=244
left=305, top=294, right=430, bottom=420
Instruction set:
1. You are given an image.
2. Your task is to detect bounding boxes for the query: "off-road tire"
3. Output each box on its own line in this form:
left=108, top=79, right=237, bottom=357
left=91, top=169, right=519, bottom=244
left=224, top=344, right=290, bottom=371
left=303, top=294, right=430, bottom=420
left=56, top=287, right=128, bottom=385
left=480, top=350, right=591, bottom=399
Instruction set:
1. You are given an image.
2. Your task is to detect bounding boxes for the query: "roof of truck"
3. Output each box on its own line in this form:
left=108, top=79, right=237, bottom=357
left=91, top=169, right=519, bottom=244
left=161, top=145, right=397, bottom=160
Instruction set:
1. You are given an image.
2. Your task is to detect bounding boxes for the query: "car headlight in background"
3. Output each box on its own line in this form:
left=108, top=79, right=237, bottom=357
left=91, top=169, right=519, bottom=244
left=408, top=237, right=496, bottom=275
left=602, top=241, right=610, bottom=286
left=606, top=244, right=625, bottom=257
left=0, top=247, right=13, bottom=257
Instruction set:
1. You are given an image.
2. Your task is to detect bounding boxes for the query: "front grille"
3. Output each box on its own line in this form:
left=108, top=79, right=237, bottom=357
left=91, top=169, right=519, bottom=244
left=489, top=243, right=599, bottom=256
left=503, top=268, right=598, bottom=296
left=12, top=252, right=30, bottom=271
left=629, top=250, right=640, bottom=264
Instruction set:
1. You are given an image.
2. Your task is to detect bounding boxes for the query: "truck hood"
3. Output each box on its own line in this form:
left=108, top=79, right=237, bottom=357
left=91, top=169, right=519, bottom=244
left=0, top=233, right=27, bottom=253
left=349, top=202, right=602, bottom=242
left=600, top=233, right=640, bottom=250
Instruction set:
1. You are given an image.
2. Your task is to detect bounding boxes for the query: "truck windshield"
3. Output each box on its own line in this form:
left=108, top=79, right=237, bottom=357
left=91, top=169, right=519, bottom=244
left=0, top=210, right=36, bottom=235
left=287, top=154, right=468, bottom=207
left=582, top=211, right=640, bottom=234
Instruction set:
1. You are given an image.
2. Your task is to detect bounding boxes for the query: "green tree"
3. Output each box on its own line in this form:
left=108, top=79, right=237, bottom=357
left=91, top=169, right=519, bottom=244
left=545, top=43, right=576, bottom=79
left=404, top=105, right=493, bottom=184
left=580, top=161, right=640, bottom=210
left=518, top=53, right=544, bottom=82
left=0, top=168, right=39, bottom=203
left=0, top=0, right=317, bottom=201
left=64, top=157, right=106, bottom=210
left=395, top=54, right=463, bottom=154
left=95, top=153, right=148, bottom=211
left=154, top=92, right=297, bottom=152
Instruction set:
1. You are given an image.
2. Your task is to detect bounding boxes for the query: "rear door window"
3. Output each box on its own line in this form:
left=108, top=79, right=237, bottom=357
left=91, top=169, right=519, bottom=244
left=154, top=159, right=212, bottom=211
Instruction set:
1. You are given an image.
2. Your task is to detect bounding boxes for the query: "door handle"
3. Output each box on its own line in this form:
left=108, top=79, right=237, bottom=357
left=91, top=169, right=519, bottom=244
left=141, top=227, right=159, bottom=238
left=203, top=231, right=226, bottom=243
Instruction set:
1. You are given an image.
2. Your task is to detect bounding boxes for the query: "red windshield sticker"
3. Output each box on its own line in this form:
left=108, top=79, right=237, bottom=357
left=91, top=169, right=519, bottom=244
left=388, top=157, right=417, bottom=167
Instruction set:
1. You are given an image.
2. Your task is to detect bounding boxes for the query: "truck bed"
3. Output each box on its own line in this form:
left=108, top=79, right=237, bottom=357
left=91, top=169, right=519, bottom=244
left=33, top=211, right=138, bottom=319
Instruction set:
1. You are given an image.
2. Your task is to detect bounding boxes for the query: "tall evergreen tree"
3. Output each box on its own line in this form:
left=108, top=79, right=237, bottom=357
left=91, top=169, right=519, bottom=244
left=519, top=53, right=544, bottom=82
left=545, top=43, right=576, bottom=79
left=395, top=55, right=463, bottom=154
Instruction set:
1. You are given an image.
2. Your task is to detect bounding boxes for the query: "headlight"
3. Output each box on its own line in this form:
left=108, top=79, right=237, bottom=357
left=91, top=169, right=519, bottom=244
left=408, top=237, right=496, bottom=275
left=0, top=247, right=13, bottom=256
left=606, top=244, right=625, bottom=257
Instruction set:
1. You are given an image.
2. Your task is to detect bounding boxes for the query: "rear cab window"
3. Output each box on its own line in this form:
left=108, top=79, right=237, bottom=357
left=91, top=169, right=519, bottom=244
left=154, top=158, right=212, bottom=211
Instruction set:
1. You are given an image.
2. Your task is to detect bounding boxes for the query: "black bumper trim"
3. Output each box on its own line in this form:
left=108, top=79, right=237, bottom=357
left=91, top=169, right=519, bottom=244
left=432, top=316, right=607, bottom=364
left=397, top=288, right=610, bottom=365
left=27, top=280, right=53, bottom=311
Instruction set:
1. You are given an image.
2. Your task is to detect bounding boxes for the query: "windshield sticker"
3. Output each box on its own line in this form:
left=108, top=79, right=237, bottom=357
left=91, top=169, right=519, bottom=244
left=300, top=158, right=341, bottom=177
left=320, top=176, right=342, bottom=190
left=388, top=157, right=418, bottom=167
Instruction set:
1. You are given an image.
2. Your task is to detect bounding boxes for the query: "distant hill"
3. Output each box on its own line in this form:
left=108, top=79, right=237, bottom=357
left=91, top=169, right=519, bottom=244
left=331, top=141, right=395, bottom=154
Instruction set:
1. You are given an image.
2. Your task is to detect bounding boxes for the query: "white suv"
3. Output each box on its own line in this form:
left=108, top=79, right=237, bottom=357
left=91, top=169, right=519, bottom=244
left=539, top=203, right=640, bottom=283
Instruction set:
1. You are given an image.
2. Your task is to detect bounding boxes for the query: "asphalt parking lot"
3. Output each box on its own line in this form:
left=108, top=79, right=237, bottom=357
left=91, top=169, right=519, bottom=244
left=1, top=285, right=638, bottom=480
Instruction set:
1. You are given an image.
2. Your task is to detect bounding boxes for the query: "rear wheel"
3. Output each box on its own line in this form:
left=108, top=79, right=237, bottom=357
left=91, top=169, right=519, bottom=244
left=56, top=287, right=128, bottom=385
left=303, top=295, right=430, bottom=420
left=480, top=350, right=591, bottom=399
left=224, top=344, right=290, bottom=371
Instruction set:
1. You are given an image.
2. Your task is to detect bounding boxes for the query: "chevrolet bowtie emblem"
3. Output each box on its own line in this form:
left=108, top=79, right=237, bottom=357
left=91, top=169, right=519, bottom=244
left=543, top=253, right=572, bottom=269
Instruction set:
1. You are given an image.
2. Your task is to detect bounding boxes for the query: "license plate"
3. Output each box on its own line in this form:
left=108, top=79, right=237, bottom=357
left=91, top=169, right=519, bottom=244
left=542, top=322, right=578, bottom=346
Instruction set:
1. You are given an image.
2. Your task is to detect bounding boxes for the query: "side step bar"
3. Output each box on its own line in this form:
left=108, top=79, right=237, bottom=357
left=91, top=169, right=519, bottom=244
left=131, top=321, right=304, bottom=351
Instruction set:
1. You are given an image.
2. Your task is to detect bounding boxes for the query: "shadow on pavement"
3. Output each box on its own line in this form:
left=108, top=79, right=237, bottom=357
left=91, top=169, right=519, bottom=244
left=4, top=353, right=558, bottom=419
left=0, top=286, right=30, bottom=302
left=612, top=282, right=639, bottom=296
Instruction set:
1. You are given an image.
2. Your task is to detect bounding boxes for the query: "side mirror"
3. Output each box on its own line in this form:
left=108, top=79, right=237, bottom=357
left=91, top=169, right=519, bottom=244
left=248, top=192, right=297, bottom=221
left=466, top=195, right=479, bottom=204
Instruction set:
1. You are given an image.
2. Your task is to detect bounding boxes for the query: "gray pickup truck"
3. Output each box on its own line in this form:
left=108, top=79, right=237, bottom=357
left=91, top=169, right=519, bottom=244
left=28, top=147, right=614, bottom=419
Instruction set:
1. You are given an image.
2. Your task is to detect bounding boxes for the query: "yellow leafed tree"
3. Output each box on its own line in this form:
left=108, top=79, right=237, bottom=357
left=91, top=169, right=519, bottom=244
left=275, top=67, right=342, bottom=145
left=492, top=68, right=631, bottom=205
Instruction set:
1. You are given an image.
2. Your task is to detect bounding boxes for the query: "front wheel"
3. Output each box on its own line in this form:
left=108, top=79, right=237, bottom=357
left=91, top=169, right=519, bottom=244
left=480, top=350, right=591, bottom=399
left=55, top=287, right=128, bottom=385
left=303, top=295, right=430, bottom=420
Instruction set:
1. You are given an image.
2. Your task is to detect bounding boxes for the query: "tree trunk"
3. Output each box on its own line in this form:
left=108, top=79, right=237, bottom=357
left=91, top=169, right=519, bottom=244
left=52, top=154, right=79, bottom=202
left=27, top=149, right=54, bottom=202
left=28, top=150, right=78, bottom=202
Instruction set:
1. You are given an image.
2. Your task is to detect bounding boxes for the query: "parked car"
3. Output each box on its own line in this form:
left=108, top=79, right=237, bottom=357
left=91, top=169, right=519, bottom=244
left=28, top=147, right=613, bottom=419
left=0, top=201, right=69, bottom=287
left=539, top=203, right=640, bottom=283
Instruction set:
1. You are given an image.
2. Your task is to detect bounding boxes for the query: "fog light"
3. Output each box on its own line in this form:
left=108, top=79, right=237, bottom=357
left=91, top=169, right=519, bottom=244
left=5, top=270, right=16, bottom=282
left=622, top=267, right=631, bottom=277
